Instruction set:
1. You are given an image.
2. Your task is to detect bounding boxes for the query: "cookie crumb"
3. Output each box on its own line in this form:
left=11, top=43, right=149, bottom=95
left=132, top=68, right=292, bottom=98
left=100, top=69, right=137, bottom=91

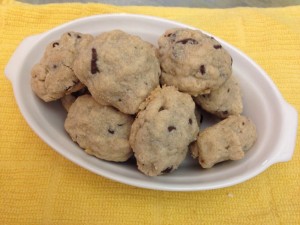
left=227, top=193, right=234, bottom=198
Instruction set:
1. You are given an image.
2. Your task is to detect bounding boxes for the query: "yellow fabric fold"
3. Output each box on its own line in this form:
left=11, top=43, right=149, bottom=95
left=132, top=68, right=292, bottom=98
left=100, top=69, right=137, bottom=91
left=0, top=1, right=299, bottom=224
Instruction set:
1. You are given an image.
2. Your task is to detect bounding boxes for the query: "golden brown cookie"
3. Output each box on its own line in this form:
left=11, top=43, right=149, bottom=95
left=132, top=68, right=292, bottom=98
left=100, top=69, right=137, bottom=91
left=129, top=86, right=199, bottom=176
left=73, top=30, right=161, bottom=114
left=158, top=28, right=232, bottom=96
left=65, top=95, right=134, bottom=162
left=191, top=115, right=256, bottom=168
left=31, top=32, right=93, bottom=101
left=194, top=75, right=243, bottom=118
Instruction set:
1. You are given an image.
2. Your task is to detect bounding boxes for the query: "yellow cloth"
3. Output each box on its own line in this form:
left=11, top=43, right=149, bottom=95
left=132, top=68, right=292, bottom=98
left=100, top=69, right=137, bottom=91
left=1, top=1, right=300, bottom=224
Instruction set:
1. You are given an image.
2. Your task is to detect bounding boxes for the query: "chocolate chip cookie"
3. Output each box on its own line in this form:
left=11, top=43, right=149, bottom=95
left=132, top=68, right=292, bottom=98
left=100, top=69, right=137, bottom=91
left=31, top=32, right=93, bottom=102
left=194, top=75, right=243, bottom=118
left=65, top=95, right=134, bottom=162
left=191, top=115, right=257, bottom=168
left=73, top=30, right=161, bottom=114
left=129, top=86, right=199, bottom=176
left=158, top=28, right=232, bottom=96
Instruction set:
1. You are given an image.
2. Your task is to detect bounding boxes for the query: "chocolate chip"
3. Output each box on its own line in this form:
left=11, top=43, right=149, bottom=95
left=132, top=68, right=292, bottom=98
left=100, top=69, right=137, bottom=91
left=53, top=64, right=57, bottom=69
left=200, top=65, right=205, bottom=75
left=189, top=118, right=193, bottom=125
left=161, top=166, right=173, bottom=174
left=67, top=32, right=71, bottom=36
left=225, top=145, right=230, bottom=150
left=214, top=45, right=222, bottom=49
left=158, top=106, right=165, bottom=112
left=227, top=88, right=230, bottom=93
left=77, top=35, right=81, bottom=39
left=52, top=42, right=59, bottom=47
left=166, top=33, right=173, bottom=37
left=168, top=126, right=176, bottom=132
left=91, top=48, right=100, bottom=74
left=176, top=38, right=198, bottom=45
left=108, top=128, right=114, bottom=134
left=118, top=98, right=122, bottom=102
left=242, top=122, right=245, bottom=126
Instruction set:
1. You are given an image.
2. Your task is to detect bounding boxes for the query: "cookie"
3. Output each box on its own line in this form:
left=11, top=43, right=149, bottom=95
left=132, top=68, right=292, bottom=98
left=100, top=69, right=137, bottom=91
left=194, top=75, right=243, bottom=118
left=73, top=30, right=161, bottom=115
left=129, top=86, right=199, bottom=176
left=191, top=115, right=257, bottom=168
left=64, top=95, right=134, bottom=162
left=220, top=115, right=257, bottom=152
left=31, top=32, right=93, bottom=102
left=158, top=28, right=232, bottom=96
left=61, top=86, right=90, bottom=111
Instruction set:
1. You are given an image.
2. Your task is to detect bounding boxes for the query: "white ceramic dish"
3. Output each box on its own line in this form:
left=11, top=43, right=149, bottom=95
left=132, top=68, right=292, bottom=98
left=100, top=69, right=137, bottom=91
left=5, top=14, right=298, bottom=191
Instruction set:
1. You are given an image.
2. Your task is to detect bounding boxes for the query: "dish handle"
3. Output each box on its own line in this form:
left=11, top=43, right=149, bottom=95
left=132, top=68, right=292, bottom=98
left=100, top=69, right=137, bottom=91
left=5, top=34, right=41, bottom=82
left=270, top=102, right=298, bottom=164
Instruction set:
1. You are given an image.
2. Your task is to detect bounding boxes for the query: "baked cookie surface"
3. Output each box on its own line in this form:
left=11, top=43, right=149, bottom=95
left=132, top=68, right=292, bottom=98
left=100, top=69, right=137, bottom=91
left=191, top=115, right=257, bottom=168
left=31, top=32, right=93, bottom=101
left=65, top=95, right=134, bottom=162
left=73, top=30, right=161, bottom=114
left=129, top=86, right=199, bottom=176
left=220, top=115, right=257, bottom=152
left=158, top=28, right=232, bottom=96
left=194, top=75, right=243, bottom=118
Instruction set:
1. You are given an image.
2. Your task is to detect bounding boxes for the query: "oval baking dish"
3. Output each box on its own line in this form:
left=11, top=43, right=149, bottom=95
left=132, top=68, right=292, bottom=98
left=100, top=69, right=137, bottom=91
left=5, top=14, right=298, bottom=191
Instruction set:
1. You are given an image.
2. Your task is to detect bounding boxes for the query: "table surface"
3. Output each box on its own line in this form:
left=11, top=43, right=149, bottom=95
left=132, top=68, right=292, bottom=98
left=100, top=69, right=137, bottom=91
left=20, top=0, right=300, bottom=7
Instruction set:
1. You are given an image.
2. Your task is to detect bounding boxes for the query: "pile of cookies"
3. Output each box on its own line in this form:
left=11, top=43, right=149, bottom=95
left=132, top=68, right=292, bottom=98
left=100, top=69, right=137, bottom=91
left=31, top=28, right=257, bottom=176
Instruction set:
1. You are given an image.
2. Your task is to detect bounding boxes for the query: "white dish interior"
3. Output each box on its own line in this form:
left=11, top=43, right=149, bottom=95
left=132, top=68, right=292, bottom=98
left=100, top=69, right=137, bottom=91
left=5, top=14, right=298, bottom=191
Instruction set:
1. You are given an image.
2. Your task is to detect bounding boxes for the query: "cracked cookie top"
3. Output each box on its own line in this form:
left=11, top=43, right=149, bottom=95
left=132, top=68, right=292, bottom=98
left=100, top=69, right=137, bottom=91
left=31, top=31, right=93, bottom=102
